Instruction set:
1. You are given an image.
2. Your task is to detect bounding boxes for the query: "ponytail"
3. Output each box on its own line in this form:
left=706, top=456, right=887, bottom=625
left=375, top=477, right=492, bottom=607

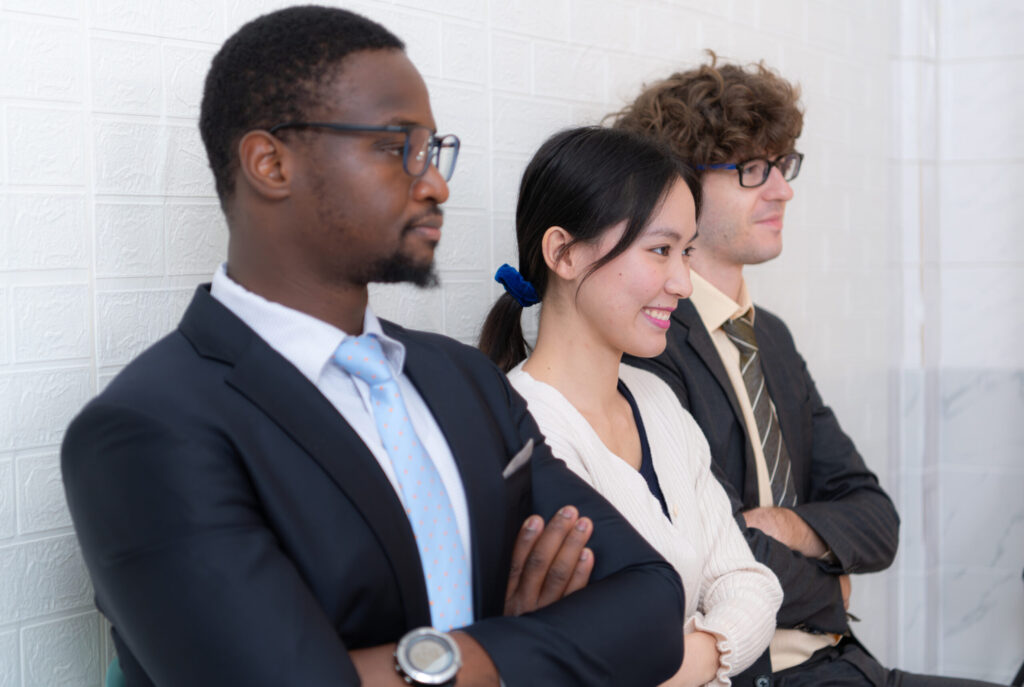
left=479, top=292, right=530, bottom=373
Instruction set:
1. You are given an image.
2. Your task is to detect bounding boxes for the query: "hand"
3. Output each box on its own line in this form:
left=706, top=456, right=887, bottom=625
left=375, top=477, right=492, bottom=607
left=839, top=574, right=851, bottom=610
left=659, top=631, right=720, bottom=687
left=742, top=506, right=827, bottom=558
left=504, top=506, right=594, bottom=616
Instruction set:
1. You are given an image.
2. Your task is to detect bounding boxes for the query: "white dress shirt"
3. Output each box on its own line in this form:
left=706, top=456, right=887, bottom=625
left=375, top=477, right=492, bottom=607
left=210, top=264, right=473, bottom=562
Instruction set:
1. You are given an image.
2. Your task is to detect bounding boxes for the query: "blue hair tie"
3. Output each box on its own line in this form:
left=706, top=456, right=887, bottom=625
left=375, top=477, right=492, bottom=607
left=494, top=263, right=540, bottom=308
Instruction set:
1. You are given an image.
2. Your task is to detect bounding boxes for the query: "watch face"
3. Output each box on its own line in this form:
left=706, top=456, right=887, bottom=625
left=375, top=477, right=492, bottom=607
left=396, top=628, right=461, bottom=685
left=407, top=634, right=454, bottom=674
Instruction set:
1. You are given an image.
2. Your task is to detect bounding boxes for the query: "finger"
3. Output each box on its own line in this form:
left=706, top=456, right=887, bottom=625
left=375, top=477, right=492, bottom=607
left=536, top=515, right=592, bottom=607
left=516, top=505, right=579, bottom=605
left=563, top=546, right=594, bottom=597
left=505, top=515, right=543, bottom=601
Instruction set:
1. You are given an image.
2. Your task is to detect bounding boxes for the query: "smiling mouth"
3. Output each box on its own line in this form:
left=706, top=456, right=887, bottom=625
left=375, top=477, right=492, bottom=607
left=642, top=308, right=673, bottom=329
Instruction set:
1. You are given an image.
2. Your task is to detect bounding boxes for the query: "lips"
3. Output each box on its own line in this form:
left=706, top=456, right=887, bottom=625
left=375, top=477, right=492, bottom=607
left=642, top=307, right=673, bottom=330
left=404, top=212, right=444, bottom=242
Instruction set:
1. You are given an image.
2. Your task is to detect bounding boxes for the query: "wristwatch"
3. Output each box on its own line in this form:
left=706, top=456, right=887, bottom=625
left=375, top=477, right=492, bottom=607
left=394, top=627, right=462, bottom=686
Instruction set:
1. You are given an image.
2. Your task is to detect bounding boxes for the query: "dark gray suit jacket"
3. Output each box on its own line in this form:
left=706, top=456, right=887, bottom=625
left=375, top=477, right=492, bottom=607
left=63, top=285, right=686, bottom=686
left=625, top=299, right=899, bottom=679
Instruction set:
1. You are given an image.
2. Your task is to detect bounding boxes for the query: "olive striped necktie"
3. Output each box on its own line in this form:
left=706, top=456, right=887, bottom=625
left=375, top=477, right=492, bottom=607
left=721, top=314, right=798, bottom=507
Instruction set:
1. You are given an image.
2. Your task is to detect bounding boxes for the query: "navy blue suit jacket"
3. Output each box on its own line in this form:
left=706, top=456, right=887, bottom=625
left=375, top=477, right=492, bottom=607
left=62, top=286, right=685, bottom=686
left=625, top=299, right=899, bottom=680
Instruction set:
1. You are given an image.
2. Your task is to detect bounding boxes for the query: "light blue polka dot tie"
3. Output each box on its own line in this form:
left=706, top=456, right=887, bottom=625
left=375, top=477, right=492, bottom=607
left=333, top=334, right=473, bottom=631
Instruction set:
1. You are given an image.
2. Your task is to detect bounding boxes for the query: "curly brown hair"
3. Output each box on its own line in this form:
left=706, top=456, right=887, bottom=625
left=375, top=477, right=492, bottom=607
left=611, top=51, right=803, bottom=167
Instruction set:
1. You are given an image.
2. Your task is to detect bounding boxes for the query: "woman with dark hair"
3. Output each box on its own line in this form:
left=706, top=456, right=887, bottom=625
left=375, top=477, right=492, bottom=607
left=480, top=126, right=781, bottom=686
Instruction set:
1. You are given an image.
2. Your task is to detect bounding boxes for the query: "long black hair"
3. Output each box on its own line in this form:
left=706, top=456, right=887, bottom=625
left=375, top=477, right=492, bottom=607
left=479, top=126, right=701, bottom=372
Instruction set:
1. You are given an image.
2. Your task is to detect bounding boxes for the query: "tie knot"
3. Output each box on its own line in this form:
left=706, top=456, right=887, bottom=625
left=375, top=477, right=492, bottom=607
left=333, top=334, right=393, bottom=383
left=721, top=314, right=757, bottom=349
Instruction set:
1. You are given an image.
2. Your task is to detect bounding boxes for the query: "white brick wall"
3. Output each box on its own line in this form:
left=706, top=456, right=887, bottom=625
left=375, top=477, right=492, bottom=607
left=1, top=1, right=1014, bottom=684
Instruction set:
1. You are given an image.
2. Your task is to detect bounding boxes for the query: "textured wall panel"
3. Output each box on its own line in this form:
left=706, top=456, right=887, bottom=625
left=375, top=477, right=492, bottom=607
left=90, top=38, right=162, bottom=115
left=7, top=108, right=85, bottom=186
left=435, top=209, right=489, bottom=274
left=0, top=369, right=92, bottom=452
left=444, top=148, right=488, bottom=211
left=95, top=202, right=164, bottom=277
left=441, top=22, right=487, bottom=85
left=164, top=203, right=227, bottom=275
left=490, top=0, right=569, bottom=40
left=0, top=18, right=82, bottom=101
left=7, top=194, right=88, bottom=270
left=0, top=286, right=8, bottom=364
left=93, top=121, right=164, bottom=195
left=443, top=280, right=491, bottom=343
left=12, top=285, right=91, bottom=363
left=16, top=453, right=72, bottom=536
left=533, top=42, right=606, bottom=101
left=0, top=630, right=18, bottom=687
left=89, top=0, right=157, bottom=33
left=0, top=459, right=14, bottom=541
left=21, top=612, right=100, bottom=687
left=164, top=45, right=217, bottom=119
left=164, top=125, right=216, bottom=197
left=490, top=33, right=532, bottom=94
left=155, top=0, right=222, bottom=42
left=0, top=536, right=92, bottom=623
left=96, top=289, right=194, bottom=366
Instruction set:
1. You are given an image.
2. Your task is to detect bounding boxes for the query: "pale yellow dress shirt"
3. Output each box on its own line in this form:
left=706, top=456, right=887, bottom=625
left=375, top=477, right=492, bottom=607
left=689, top=273, right=838, bottom=672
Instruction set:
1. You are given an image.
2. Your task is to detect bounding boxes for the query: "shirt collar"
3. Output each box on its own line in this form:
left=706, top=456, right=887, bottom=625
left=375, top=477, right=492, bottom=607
left=210, top=263, right=407, bottom=384
left=688, top=271, right=755, bottom=332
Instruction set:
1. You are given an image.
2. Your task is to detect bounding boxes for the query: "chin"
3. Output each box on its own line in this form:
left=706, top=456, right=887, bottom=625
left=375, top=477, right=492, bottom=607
left=366, top=253, right=439, bottom=287
left=624, top=338, right=668, bottom=360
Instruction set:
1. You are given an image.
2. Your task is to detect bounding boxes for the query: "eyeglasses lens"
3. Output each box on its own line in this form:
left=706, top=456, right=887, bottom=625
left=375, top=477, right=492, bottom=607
left=739, top=153, right=802, bottom=187
left=434, top=135, right=459, bottom=181
left=778, top=154, right=801, bottom=181
left=403, top=129, right=459, bottom=181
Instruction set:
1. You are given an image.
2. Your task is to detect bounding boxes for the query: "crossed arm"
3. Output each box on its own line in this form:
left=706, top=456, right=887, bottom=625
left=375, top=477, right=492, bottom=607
left=352, top=506, right=597, bottom=686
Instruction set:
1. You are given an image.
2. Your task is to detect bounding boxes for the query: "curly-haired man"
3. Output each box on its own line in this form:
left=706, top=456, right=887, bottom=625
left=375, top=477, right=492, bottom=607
left=616, top=54, right=1000, bottom=687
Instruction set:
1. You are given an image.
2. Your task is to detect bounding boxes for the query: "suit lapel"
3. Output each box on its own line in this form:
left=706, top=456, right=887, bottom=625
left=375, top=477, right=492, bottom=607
left=394, top=328, right=505, bottom=618
left=179, top=287, right=431, bottom=629
left=674, top=302, right=744, bottom=422
left=673, top=300, right=761, bottom=505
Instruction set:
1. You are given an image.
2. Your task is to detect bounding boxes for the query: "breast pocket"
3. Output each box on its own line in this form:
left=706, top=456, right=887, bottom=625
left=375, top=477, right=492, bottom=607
left=503, top=440, right=535, bottom=546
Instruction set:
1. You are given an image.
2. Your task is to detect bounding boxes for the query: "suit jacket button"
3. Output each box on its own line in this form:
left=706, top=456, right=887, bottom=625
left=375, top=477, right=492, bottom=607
left=755, top=677, right=771, bottom=687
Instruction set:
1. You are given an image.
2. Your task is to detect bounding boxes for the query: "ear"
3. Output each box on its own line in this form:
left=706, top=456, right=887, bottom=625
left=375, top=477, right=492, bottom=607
left=541, top=226, right=584, bottom=281
left=237, top=130, right=292, bottom=201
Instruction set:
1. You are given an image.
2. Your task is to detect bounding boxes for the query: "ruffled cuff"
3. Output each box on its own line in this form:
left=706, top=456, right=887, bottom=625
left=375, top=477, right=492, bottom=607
left=691, top=612, right=733, bottom=686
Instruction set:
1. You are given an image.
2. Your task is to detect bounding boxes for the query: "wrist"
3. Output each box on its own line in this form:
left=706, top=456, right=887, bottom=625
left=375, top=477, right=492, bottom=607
left=394, top=627, right=461, bottom=686
left=683, top=631, right=720, bottom=685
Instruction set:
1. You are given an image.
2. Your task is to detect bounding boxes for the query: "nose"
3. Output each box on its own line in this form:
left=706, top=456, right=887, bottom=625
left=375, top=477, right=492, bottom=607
left=763, top=165, right=794, bottom=201
left=666, top=254, right=693, bottom=300
left=411, top=161, right=450, bottom=204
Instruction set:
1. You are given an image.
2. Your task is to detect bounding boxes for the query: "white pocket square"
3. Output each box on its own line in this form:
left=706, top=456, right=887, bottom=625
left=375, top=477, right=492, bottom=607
left=502, top=438, right=534, bottom=479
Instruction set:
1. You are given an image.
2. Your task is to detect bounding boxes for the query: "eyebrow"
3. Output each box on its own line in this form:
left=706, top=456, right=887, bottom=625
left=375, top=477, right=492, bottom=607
left=644, top=227, right=684, bottom=240
left=644, top=226, right=699, bottom=243
left=386, top=117, right=437, bottom=132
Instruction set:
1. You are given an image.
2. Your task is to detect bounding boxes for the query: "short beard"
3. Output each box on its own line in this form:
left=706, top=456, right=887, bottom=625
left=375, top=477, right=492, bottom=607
left=364, top=251, right=439, bottom=288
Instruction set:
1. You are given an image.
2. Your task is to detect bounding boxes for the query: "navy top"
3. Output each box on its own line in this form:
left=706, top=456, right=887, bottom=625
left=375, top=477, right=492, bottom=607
left=618, top=381, right=671, bottom=520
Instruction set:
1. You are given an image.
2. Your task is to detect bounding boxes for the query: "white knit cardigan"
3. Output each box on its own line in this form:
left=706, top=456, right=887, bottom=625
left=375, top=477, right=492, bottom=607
left=509, top=362, right=782, bottom=685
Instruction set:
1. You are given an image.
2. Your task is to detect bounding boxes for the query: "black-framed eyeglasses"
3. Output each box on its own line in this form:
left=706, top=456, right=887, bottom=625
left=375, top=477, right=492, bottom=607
left=267, top=122, right=461, bottom=181
left=697, top=152, right=804, bottom=188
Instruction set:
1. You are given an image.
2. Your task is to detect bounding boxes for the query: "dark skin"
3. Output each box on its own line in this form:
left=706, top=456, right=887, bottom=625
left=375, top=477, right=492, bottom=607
left=226, top=48, right=593, bottom=685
